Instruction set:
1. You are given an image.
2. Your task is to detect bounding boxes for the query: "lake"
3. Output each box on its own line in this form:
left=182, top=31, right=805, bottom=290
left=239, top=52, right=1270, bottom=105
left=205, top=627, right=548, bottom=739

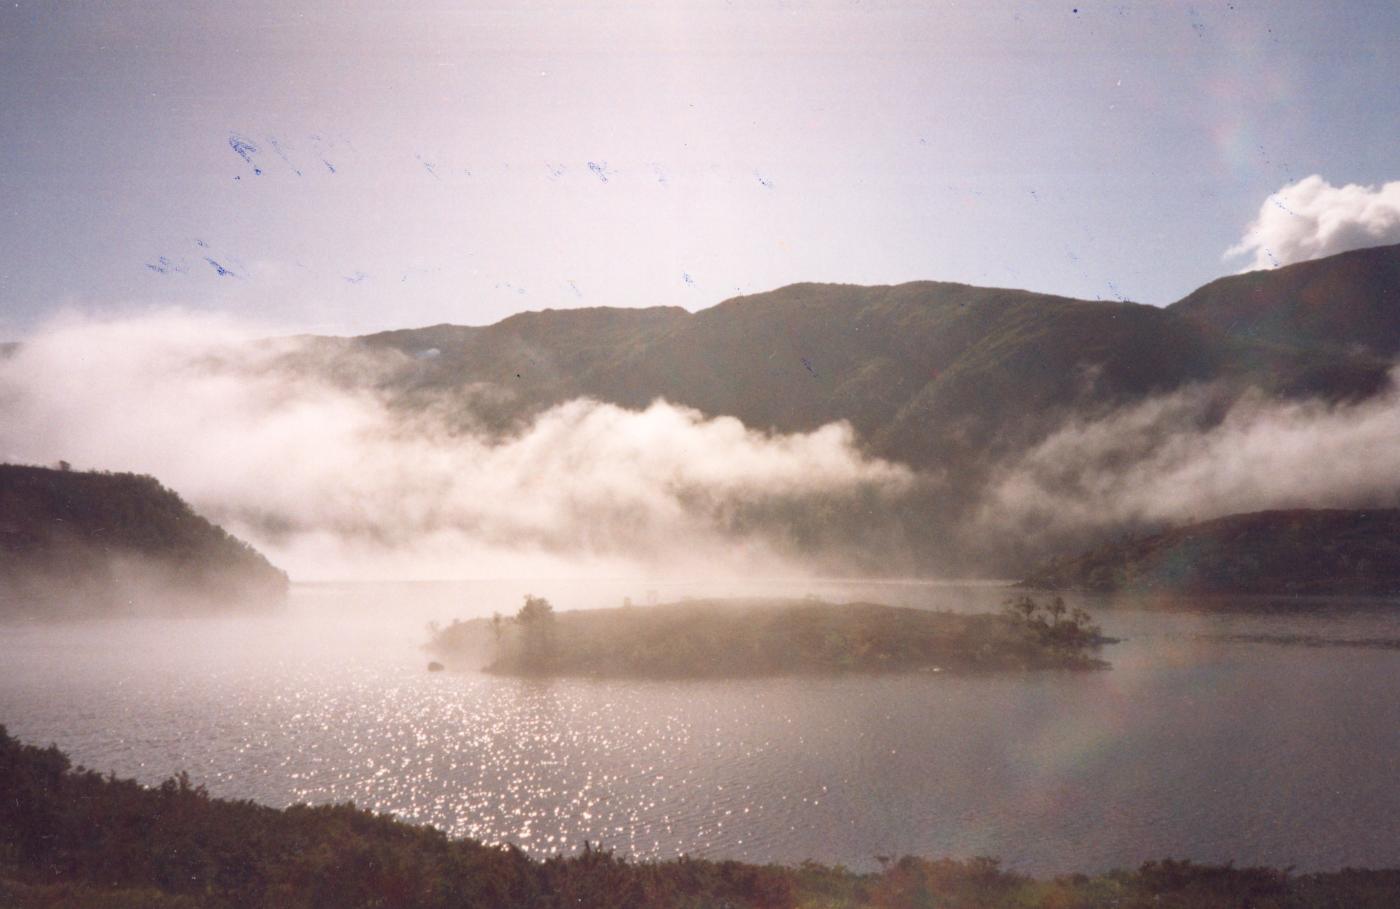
left=3, top=579, right=1400, bottom=876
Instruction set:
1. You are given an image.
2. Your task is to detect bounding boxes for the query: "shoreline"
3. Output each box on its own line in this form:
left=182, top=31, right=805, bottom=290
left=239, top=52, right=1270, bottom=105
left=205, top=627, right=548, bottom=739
left=3, top=725, right=1399, bottom=908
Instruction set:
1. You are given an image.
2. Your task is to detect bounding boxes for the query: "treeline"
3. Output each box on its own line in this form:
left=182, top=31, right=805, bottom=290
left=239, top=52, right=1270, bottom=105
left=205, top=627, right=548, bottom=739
left=0, top=463, right=287, bottom=616
left=426, top=596, right=1109, bottom=679
left=4, top=725, right=1400, bottom=908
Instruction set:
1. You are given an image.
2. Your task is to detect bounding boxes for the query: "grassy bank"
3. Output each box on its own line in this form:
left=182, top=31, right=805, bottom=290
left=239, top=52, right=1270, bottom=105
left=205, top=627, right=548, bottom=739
left=4, top=726, right=1400, bottom=908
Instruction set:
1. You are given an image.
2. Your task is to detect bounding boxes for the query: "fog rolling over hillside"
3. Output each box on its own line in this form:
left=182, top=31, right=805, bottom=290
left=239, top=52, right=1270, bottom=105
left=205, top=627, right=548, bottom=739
left=0, top=464, right=287, bottom=617
left=4, top=242, right=1400, bottom=580
left=0, top=317, right=919, bottom=581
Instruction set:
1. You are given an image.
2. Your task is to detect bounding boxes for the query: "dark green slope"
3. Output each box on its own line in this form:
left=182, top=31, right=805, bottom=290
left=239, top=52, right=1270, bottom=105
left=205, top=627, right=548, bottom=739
left=1022, top=509, right=1400, bottom=596
left=862, top=290, right=1223, bottom=467
left=348, top=283, right=1231, bottom=465
left=344, top=277, right=1385, bottom=472
left=593, top=283, right=1224, bottom=468
left=1171, top=241, right=1400, bottom=358
left=0, top=464, right=288, bottom=617
left=282, top=246, right=1400, bottom=574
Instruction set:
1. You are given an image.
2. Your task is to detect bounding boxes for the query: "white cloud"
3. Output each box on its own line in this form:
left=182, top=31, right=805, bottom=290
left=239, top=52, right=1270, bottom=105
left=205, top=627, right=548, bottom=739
left=1226, top=175, right=1400, bottom=271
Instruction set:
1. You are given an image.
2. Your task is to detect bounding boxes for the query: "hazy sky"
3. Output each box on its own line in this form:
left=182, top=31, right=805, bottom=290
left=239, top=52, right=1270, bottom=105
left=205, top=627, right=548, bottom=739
left=3, top=1, right=1399, bottom=338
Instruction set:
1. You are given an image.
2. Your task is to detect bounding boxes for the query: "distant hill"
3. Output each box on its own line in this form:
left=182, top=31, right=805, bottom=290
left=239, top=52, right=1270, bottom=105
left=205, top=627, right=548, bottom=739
left=14, top=244, right=1394, bottom=579
left=1171, top=242, right=1400, bottom=358
left=0, top=464, right=288, bottom=617
left=340, top=264, right=1396, bottom=474
left=278, top=250, right=1400, bottom=574
left=1021, top=509, right=1400, bottom=596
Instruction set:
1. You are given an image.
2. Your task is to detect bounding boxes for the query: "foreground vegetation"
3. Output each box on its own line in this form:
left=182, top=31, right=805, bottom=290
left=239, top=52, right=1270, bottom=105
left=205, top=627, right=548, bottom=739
left=426, top=595, right=1109, bottom=678
left=4, top=726, right=1400, bottom=908
left=0, top=463, right=287, bottom=617
left=1023, top=509, right=1400, bottom=597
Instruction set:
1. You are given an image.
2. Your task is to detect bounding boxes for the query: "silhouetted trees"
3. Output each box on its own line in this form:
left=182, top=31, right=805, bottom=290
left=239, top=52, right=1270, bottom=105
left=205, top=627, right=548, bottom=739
left=1001, top=594, right=1104, bottom=655
left=514, top=594, right=556, bottom=670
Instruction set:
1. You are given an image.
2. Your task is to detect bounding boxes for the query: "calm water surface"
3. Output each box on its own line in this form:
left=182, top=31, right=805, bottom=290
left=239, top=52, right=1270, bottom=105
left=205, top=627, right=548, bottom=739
left=3, top=579, right=1400, bottom=875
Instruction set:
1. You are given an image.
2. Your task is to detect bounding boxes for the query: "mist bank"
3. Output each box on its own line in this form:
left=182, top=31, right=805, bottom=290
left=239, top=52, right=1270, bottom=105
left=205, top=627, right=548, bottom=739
left=0, top=463, right=287, bottom=618
left=5, top=245, right=1400, bottom=581
left=0, top=313, right=922, bottom=581
left=979, top=375, right=1400, bottom=562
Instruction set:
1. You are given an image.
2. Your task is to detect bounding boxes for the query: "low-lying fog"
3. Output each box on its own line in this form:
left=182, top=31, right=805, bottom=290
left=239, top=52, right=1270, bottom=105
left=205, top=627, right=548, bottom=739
left=0, top=313, right=913, bottom=581
left=6, top=311, right=1400, bottom=583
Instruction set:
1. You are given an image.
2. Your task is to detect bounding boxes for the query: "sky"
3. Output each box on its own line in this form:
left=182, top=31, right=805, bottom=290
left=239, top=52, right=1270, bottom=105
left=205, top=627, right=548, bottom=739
left=2, top=0, right=1399, bottom=339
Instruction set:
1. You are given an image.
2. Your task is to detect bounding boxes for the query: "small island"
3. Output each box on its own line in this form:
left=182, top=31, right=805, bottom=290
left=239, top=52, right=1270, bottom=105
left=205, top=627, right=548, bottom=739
left=1022, top=509, right=1400, bottom=597
left=425, top=594, right=1109, bottom=678
left=0, top=463, right=288, bottom=618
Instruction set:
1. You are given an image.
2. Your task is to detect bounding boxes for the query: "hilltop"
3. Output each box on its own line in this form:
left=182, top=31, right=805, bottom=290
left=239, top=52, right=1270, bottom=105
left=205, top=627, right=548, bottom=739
left=1021, top=509, right=1400, bottom=596
left=1171, top=241, right=1400, bottom=359
left=0, top=463, right=288, bottom=617
left=338, top=247, right=1400, bottom=472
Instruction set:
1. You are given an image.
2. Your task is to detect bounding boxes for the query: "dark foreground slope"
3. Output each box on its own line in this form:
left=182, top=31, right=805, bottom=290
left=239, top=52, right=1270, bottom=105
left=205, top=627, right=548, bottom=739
left=427, top=597, right=1109, bottom=678
left=4, top=727, right=1400, bottom=909
left=1022, top=509, right=1400, bottom=596
left=0, top=464, right=287, bottom=617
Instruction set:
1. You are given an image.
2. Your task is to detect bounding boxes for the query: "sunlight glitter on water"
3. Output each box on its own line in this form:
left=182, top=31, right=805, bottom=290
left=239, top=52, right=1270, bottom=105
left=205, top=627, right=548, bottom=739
left=7, top=581, right=1400, bottom=874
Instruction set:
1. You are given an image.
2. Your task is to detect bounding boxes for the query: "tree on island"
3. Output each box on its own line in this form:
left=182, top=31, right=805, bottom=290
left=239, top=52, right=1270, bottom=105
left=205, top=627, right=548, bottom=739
left=1002, top=594, right=1102, bottom=654
left=515, top=594, right=556, bottom=670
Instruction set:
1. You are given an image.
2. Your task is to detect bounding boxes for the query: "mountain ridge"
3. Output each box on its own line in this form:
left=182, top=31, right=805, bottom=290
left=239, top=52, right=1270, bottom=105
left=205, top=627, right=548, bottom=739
left=336, top=247, right=1400, bottom=472
left=1170, top=241, right=1400, bottom=356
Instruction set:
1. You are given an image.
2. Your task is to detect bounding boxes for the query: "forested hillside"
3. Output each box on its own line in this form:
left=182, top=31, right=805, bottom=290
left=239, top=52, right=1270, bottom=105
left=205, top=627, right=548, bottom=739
left=337, top=248, right=1400, bottom=472
left=0, top=464, right=288, bottom=617
left=1022, top=509, right=1400, bottom=596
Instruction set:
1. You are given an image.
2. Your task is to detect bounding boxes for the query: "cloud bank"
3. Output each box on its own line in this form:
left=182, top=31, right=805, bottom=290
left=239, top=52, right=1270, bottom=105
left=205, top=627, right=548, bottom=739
left=980, top=376, right=1400, bottom=547
left=0, top=313, right=913, bottom=581
left=10, top=312, right=1400, bottom=581
left=1227, top=175, right=1400, bottom=271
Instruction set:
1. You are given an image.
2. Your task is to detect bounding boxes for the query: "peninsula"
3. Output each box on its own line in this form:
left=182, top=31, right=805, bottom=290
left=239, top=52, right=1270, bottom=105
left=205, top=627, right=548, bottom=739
left=0, top=463, right=288, bottom=617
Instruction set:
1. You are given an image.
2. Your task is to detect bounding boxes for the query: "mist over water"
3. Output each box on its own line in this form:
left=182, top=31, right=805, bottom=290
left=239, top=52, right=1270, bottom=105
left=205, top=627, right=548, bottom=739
left=5, top=581, right=1400, bottom=875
